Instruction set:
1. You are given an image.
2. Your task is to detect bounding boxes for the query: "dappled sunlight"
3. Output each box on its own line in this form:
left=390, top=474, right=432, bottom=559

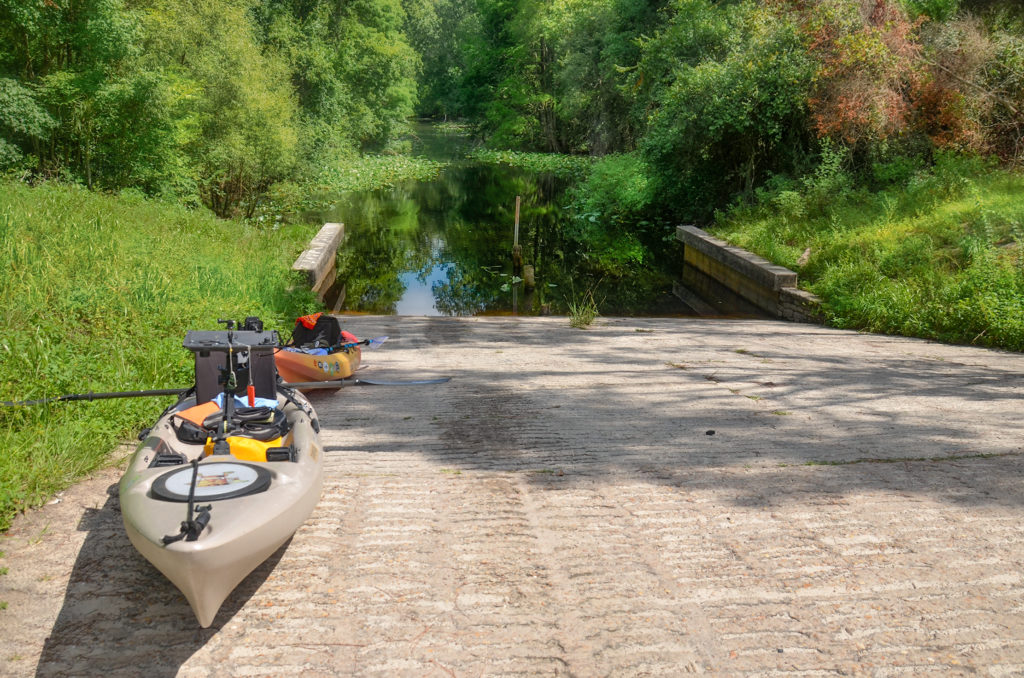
left=6, top=316, right=1024, bottom=676
left=317, top=316, right=1024, bottom=508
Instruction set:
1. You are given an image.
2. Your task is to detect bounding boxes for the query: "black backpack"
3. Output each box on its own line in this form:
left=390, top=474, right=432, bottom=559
left=290, top=314, right=341, bottom=348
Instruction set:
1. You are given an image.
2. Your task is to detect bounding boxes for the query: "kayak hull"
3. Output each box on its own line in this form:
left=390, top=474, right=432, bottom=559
left=119, top=389, right=323, bottom=627
left=275, top=346, right=361, bottom=386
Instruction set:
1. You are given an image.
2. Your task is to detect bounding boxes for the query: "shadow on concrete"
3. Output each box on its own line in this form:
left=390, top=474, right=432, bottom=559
left=35, top=483, right=290, bottom=677
left=326, top=316, right=1024, bottom=510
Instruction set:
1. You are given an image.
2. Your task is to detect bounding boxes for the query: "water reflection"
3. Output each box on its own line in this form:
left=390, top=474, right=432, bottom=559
left=312, top=124, right=690, bottom=317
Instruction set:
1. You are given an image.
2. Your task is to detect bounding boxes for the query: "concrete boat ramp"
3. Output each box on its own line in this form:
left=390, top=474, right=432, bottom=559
left=4, top=316, right=1024, bottom=677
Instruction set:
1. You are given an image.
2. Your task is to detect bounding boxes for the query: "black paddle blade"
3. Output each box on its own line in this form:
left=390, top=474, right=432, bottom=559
left=280, top=377, right=451, bottom=389
left=356, top=377, right=451, bottom=386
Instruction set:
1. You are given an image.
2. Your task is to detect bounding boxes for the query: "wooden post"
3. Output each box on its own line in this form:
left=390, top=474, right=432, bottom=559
left=512, top=195, right=523, bottom=275
left=513, top=196, right=521, bottom=247
left=522, top=264, right=535, bottom=290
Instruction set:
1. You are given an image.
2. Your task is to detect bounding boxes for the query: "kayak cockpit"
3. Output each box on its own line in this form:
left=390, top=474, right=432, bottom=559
left=118, top=318, right=325, bottom=627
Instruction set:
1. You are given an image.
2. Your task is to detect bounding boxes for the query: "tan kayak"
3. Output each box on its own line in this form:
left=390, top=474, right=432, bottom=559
left=119, top=324, right=324, bottom=627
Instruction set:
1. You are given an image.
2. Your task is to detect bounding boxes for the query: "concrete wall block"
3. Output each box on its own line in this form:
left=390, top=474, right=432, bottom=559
left=779, top=287, right=824, bottom=323
left=677, top=224, right=823, bottom=324
left=680, top=266, right=768, bottom=317
left=684, top=246, right=780, bottom=315
left=677, top=225, right=797, bottom=290
left=292, top=222, right=344, bottom=291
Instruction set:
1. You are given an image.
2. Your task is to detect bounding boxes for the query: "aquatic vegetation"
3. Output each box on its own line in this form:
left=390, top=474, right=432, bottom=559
left=468, top=150, right=594, bottom=179
left=316, top=155, right=447, bottom=193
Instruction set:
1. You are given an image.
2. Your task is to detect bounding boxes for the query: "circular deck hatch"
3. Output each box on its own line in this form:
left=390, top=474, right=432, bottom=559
left=152, top=462, right=271, bottom=502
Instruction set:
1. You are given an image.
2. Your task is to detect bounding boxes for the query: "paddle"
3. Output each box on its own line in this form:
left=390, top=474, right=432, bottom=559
left=324, top=336, right=388, bottom=351
left=281, top=376, right=452, bottom=389
left=2, top=374, right=452, bottom=405
left=1, top=388, right=190, bottom=407
left=354, top=336, right=389, bottom=350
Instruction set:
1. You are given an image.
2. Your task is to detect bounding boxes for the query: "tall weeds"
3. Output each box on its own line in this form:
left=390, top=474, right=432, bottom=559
left=716, top=156, right=1024, bottom=352
left=0, top=181, right=318, bottom=531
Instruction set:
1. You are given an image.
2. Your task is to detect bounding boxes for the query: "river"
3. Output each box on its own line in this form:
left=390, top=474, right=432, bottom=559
left=309, top=123, right=692, bottom=317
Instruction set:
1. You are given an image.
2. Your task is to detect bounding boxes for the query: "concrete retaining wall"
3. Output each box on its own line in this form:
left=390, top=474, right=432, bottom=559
left=676, top=225, right=823, bottom=323
left=292, top=222, right=345, bottom=309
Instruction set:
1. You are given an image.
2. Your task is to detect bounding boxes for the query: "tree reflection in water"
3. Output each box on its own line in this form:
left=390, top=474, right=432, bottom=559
left=312, top=124, right=689, bottom=317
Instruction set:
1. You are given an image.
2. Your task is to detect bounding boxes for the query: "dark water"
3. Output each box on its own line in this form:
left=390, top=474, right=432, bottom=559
left=310, top=123, right=691, bottom=317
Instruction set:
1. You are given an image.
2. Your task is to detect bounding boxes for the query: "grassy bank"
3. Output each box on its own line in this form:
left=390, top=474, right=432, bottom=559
left=714, top=155, right=1024, bottom=352
left=0, top=182, right=320, bottom=531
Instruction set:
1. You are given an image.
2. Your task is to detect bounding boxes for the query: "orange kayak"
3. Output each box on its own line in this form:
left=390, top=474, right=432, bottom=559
left=275, top=345, right=362, bottom=385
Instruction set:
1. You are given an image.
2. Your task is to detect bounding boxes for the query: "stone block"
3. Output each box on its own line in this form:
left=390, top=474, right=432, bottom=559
left=676, top=224, right=824, bottom=323
left=292, top=222, right=344, bottom=295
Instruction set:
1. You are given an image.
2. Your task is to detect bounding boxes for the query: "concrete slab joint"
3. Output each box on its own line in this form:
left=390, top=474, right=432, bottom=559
left=292, top=222, right=344, bottom=295
left=677, top=224, right=822, bottom=322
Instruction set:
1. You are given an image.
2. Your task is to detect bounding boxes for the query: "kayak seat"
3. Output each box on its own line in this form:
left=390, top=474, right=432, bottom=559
left=185, top=329, right=279, bottom=404
left=290, top=314, right=341, bottom=349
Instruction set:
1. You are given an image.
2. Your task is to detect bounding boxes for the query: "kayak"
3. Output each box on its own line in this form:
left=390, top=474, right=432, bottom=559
left=274, top=344, right=361, bottom=386
left=119, top=325, right=323, bottom=627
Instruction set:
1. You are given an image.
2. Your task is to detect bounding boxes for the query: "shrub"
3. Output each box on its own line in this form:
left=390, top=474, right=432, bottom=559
left=640, top=1, right=816, bottom=222
left=904, top=0, right=961, bottom=22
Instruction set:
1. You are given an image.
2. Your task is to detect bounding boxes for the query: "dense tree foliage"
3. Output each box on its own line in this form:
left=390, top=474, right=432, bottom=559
left=0, top=0, right=420, bottom=216
left=402, top=0, right=478, bottom=120
left=435, top=0, right=1024, bottom=223
left=1, top=0, right=1022, bottom=227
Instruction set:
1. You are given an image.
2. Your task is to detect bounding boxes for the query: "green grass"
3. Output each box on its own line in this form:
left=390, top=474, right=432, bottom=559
left=567, top=290, right=600, bottom=328
left=715, top=155, right=1024, bottom=352
left=0, top=181, right=320, bottom=531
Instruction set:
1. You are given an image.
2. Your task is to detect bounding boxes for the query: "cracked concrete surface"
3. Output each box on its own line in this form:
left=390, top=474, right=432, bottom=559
left=3, top=316, right=1024, bottom=677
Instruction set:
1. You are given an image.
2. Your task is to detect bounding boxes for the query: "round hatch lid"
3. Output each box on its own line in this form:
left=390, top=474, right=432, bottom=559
left=152, top=462, right=271, bottom=502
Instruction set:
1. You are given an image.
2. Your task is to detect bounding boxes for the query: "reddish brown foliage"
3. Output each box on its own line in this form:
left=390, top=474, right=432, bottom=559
left=792, top=0, right=997, bottom=154
left=913, top=80, right=982, bottom=150
left=802, top=0, right=922, bottom=147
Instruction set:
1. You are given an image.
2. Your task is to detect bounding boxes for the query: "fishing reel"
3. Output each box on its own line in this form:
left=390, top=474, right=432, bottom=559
left=218, top=316, right=264, bottom=332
